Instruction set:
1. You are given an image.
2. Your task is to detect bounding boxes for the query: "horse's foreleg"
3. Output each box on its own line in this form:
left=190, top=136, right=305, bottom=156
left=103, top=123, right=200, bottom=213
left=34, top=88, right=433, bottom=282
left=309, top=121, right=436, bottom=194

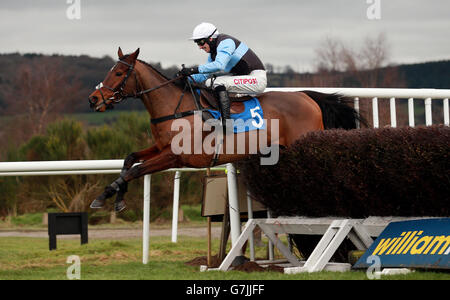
left=122, top=145, right=160, bottom=172
left=117, top=148, right=180, bottom=211
left=121, top=147, right=180, bottom=182
left=113, top=145, right=161, bottom=212
left=91, top=147, right=180, bottom=212
left=90, top=176, right=129, bottom=211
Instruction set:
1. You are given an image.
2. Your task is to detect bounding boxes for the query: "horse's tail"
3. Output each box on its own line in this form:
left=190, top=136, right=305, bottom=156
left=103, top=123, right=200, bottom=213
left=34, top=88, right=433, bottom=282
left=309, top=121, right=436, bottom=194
left=301, top=90, right=367, bottom=129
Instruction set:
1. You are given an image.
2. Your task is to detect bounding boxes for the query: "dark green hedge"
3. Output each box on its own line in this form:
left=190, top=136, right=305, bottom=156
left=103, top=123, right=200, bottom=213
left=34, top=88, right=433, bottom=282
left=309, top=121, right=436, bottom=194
left=237, top=125, right=450, bottom=218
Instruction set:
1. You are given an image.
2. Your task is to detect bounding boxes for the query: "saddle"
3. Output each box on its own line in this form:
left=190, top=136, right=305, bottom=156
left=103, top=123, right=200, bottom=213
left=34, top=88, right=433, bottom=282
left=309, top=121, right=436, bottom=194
left=193, top=86, right=260, bottom=121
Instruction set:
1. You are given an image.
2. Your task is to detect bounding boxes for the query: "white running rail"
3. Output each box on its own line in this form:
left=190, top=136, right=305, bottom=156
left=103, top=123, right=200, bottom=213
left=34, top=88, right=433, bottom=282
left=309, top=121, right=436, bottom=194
left=266, top=87, right=450, bottom=128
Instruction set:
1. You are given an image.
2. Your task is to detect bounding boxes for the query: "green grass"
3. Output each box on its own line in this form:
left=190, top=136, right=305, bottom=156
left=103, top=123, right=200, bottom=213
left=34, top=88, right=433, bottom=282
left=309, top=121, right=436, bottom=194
left=10, top=213, right=45, bottom=227
left=181, top=204, right=206, bottom=223
left=0, top=236, right=448, bottom=280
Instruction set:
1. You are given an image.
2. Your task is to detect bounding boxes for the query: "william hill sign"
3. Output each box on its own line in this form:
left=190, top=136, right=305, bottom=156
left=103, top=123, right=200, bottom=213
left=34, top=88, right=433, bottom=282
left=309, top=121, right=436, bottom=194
left=353, top=218, right=450, bottom=269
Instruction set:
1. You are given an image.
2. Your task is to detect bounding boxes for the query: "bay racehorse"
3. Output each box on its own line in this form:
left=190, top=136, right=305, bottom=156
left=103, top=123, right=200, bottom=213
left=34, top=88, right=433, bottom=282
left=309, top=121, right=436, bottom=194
left=88, top=48, right=363, bottom=212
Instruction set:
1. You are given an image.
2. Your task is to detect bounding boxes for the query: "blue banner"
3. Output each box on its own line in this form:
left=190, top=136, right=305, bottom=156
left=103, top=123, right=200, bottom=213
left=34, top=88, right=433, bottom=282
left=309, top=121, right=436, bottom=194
left=353, top=218, right=450, bottom=269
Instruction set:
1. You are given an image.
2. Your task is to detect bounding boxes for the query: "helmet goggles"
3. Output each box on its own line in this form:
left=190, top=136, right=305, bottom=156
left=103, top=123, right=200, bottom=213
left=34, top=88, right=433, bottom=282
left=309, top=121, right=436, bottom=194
left=194, top=29, right=217, bottom=46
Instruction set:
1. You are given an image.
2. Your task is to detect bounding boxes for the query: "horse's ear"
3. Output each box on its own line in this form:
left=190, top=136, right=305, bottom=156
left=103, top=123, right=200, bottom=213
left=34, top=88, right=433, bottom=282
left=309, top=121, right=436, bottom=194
left=129, top=48, right=140, bottom=61
left=118, top=47, right=124, bottom=59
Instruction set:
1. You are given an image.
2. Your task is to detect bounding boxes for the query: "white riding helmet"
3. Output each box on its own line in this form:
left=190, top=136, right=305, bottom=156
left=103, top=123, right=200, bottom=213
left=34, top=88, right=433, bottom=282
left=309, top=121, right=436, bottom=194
left=189, top=22, right=219, bottom=40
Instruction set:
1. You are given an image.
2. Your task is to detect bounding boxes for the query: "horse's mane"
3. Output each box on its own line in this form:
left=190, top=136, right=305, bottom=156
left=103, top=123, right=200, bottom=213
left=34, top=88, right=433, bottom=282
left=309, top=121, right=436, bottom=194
left=119, top=54, right=171, bottom=81
left=129, top=57, right=186, bottom=90
left=137, top=59, right=171, bottom=81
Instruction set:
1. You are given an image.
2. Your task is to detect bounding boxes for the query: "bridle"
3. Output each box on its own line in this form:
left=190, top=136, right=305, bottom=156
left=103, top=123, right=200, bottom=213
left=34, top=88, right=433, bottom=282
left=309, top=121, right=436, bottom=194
left=89, top=59, right=183, bottom=109
left=89, top=59, right=136, bottom=108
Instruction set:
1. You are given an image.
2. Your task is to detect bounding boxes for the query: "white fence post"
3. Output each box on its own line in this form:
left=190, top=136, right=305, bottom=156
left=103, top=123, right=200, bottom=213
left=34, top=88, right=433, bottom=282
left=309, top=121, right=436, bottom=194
left=390, top=97, right=397, bottom=128
left=354, top=97, right=360, bottom=129
left=171, top=171, right=181, bottom=243
left=226, top=163, right=241, bottom=249
left=408, top=98, right=415, bottom=127
left=425, top=98, right=433, bottom=126
left=444, top=98, right=449, bottom=126
left=142, top=174, right=151, bottom=264
left=372, top=97, right=379, bottom=128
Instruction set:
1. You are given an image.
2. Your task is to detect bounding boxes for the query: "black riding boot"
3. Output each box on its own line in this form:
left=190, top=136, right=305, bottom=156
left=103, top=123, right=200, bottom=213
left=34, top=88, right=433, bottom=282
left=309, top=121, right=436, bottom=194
left=215, top=85, right=231, bottom=131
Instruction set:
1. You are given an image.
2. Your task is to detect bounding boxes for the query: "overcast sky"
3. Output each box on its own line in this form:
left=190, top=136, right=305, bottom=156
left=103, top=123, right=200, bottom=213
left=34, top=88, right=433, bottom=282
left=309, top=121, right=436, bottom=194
left=1, top=0, right=449, bottom=72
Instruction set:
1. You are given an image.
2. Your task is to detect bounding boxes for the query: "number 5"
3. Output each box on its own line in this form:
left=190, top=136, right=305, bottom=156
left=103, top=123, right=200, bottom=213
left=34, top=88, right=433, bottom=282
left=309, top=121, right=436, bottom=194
left=250, top=106, right=263, bottom=128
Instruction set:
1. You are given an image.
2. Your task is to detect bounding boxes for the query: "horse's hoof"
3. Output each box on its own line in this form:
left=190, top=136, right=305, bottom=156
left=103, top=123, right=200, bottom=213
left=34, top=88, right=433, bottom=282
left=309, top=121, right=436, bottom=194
left=114, top=201, right=126, bottom=213
left=90, top=198, right=105, bottom=209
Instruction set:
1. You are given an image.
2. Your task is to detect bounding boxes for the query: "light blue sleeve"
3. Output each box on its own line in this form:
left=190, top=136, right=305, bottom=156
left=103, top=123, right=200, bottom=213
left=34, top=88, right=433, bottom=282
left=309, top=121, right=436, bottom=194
left=198, top=39, right=236, bottom=74
left=191, top=55, right=213, bottom=83
left=190, top=73, right=210, bottom=83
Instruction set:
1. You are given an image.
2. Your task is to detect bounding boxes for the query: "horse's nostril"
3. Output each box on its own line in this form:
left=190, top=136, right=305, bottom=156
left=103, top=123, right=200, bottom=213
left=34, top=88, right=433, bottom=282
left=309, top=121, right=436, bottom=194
left=89, top=96, right=98, bottom=108
left=89, top=96, right=98, bottom=104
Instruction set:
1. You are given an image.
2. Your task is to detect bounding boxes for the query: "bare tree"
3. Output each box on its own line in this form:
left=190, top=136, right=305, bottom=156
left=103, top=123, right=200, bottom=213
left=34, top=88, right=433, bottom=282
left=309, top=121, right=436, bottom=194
left=314, top=32, right=390, bottom=74
left=312, top=33, right=407, bottom=127
left=314, top=36, right=343, bottom=72
left=339, top=44, right=359, bottom=73
left=360, top=32, right=389, bottom=70
left=312, top=32, right=400, bottom=87
left=360, top=33, right=390, bottom=87
left=5, top=57, right=81, bottom=135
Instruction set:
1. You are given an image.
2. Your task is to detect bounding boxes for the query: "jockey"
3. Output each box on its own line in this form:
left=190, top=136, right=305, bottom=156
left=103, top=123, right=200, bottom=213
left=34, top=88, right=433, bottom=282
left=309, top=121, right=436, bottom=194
left=180, top=22, right=267, bottom=124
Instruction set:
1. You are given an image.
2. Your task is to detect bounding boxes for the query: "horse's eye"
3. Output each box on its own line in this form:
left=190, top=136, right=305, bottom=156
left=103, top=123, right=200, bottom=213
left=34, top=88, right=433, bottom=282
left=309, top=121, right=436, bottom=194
left=116, top=72, right=123, bottom=76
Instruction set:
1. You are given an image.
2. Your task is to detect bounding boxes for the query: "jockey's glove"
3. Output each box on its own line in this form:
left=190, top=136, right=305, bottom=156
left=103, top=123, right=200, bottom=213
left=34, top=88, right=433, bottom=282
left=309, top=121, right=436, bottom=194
left=179, top=66, right=199, bottom=76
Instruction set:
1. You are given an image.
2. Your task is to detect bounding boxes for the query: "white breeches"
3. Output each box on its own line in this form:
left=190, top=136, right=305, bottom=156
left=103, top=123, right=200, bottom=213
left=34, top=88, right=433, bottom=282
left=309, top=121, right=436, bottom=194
left=205, top=70, right=267, bottom=95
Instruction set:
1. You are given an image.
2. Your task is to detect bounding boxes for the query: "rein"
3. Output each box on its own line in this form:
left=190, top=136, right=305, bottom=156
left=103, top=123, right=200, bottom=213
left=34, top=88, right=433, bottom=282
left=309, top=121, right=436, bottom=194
left=93, top=59, right=206, bottom=125
left=135, top=75, right=184, bottom=97
left=91, top=59, right=184, bottom=107
left=149, top=78, right=203, bottom=125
